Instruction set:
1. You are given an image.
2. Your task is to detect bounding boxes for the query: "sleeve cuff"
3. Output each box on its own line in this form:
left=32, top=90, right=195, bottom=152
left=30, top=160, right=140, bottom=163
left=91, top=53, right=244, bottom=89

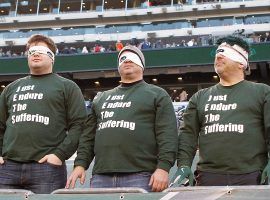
left=74, top=159, right=89, bottom=170
left=53, top=149, right=67, bottom=163
left=157, top=161, right=172, bottom=172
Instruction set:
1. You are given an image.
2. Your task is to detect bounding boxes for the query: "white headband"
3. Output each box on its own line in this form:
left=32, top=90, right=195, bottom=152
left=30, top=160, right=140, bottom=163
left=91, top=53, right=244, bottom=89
left=28, top=46, right=55, bottom=62
left=118, top=51, right=144, bottom=70
left=216, top=42, right=248, bottom=69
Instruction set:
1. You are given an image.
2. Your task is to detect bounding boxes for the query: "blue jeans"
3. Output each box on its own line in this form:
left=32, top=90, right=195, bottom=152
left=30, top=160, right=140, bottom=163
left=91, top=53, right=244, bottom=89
left=0, top=159, right=67, bottom=194
left=90, top=172, right=152, bottom=192
left=195, top=170, right=261, bottom=186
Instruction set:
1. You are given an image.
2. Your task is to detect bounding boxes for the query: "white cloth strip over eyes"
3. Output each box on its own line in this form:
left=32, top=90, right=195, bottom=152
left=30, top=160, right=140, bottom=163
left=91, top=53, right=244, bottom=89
left=216, top=42, right=248, bottom=69
left=28, top=46, right=55, bottom=62
left=118, top=52, right=144, bottom=70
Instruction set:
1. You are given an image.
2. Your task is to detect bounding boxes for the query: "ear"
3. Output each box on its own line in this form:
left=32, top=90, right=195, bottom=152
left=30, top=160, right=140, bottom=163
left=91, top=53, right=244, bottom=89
left=238, top=63, right=245, bottom=70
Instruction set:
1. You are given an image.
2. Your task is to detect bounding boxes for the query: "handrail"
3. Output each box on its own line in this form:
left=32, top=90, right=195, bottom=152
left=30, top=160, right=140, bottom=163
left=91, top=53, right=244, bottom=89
left=0, top=189, right=33, bottom=195
left=163, top=185, right=270, bottom=193
left=51, top=187, right=148, bottom=194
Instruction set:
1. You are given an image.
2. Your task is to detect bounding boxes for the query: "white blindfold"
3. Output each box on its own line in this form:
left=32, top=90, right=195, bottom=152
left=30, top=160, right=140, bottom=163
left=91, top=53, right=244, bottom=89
left=216, top=42, right=248, bottom=69
left=28, top=46, right=55, bottom=62
left=118, top=52, right=144, bottom=70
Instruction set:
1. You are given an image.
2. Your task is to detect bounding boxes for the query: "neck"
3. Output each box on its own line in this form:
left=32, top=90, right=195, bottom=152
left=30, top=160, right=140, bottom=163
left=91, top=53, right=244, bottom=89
left=121, top=79, right=143, bottom=87
left=30, top=69, right=52, bottom=75
left=219, top=76, right=244, bottom=86
left=121, top=76, right=143, bottom=83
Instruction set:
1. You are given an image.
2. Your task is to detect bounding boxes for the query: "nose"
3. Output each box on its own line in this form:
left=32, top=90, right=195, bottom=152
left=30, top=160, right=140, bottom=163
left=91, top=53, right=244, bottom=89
left=123, top=59, right=132, bottom=63
left=216, top=53, right=224, bottom=59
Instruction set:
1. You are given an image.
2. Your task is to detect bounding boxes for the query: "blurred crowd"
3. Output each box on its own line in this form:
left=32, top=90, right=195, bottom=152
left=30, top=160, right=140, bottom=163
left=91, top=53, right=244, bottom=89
left=0, top=32, right=269, bottom=58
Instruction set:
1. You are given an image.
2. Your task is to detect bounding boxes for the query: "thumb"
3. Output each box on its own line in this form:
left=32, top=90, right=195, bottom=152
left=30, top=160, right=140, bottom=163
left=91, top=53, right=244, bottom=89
left=148, top=174, right=154, bottom=186
left=38, top=155, right=48, bottom=163
left=0, top=157, right=4, bottom=164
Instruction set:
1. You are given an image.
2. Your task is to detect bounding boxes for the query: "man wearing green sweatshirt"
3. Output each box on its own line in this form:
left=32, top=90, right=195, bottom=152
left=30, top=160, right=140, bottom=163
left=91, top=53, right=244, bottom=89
left=66, top=45, right=178, bottom=192
left=0, top=34, right=87, bottom=193
left=171, top=36, right=270, bottom=186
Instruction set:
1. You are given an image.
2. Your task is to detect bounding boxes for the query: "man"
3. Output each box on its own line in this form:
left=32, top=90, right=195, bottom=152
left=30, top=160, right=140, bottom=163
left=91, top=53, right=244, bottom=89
left=171, top=36, right=270, bottom=186
left=66, top=45, right=178, bottom=192
left=0, top=34, right=87, bottom=193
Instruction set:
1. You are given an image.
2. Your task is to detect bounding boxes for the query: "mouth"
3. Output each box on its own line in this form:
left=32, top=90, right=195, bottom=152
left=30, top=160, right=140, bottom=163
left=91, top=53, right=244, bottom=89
left=215, top=61, right=224, bottom=66
left=123, top=65, right=132, bottom=69
left=32, top=59, right=41, bottom=62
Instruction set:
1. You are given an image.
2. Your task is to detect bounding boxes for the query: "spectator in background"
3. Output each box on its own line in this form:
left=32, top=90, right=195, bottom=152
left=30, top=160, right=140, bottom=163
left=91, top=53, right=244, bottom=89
left=180, top=40, right=187, bottom=47
left=66, top=45, right=178, bottom=192
left=107, top=44, right=116, bottom=52
left=208, top=35, right=213, bottom=45
left=142, top=0, right=152, bottom=8
left=76, top=47, right=81, bottom=54
left=260, top=32, right=270, bottom=42
left=141, top=38, right=151, bottom=49
left=187, top=38, right=195, bottom=47
left=81, top=46, right=89, bottom=54
left=171, top=35, right=270, bottom=187
left=153, top=39, right=164, bottom=49
left=93, top=44, right=101, bottom=53
left=100, top=45, right=105, bottom=52
left=62, top=46, right=70, bottom=54
left=0, top=34, right=87, bottom=193
left=6, top=50, right=11, bottom=57
left=179, top=90, right=188, bottom=102
left=69, top=46, right=77, bottom=54
left=115, top=40, right=124, bottom=52
left=130, top=38, right=140, bottom=47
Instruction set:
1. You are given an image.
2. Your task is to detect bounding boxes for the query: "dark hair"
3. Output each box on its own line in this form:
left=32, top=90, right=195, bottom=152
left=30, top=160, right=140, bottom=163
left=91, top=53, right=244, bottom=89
left=26, top=34, right=57, bottom=54
left=216, top=35, right=250, bottom=53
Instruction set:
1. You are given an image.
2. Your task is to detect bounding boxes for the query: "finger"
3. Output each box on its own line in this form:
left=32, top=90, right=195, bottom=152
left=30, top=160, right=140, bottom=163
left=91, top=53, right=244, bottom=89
left=65, top=177, right=72, bottom=189
left=159, top=183, right=167, bottom=192
left=80, top=172, right=86, bottom=185
left=38, top=155, right=47, bottom=163
left=159, top=179, right=168, bottom=192
left=70, top=175, right=78, bottom=189
left=151, top=178, right=161, bottom=192
left=0, top=157, right=4, bottom=164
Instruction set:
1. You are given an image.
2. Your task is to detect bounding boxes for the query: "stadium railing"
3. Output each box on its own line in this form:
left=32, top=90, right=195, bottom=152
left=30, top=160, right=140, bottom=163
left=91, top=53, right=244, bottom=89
left=51, top=187, right=148, bottom=194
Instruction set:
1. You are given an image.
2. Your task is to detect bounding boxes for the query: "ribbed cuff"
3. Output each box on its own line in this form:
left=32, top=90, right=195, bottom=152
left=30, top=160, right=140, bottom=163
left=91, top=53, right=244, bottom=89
left=53, top=149, right=66, bottom=163
left=74, top=159, right=89, bottom=170
left=157, top=161, right=172, bottom=172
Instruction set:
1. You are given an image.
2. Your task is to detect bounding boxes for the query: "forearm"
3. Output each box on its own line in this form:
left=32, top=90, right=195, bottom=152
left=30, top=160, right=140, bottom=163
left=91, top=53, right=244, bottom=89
left=55, top=86, right=88, bottom=161
left=54, top=125, right=84, bottom=162
left=177, top=99, right=199, bottom=167
left=74, top=113, right=97, bottom=170
left=156, top=96, right=178, bottom=172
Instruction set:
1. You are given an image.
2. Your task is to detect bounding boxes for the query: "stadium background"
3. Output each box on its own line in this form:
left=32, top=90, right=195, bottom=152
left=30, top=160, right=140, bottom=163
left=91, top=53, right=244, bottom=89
left=0, top=0, right=269, bottom=198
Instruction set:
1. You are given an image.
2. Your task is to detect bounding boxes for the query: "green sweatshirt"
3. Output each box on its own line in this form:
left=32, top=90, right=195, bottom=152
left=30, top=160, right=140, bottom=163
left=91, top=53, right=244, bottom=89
left=75, top=81, right=178, bottom=174
left=178, top=80, right=270, bottom=174
left=0, top=73, right=87, bottom=162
